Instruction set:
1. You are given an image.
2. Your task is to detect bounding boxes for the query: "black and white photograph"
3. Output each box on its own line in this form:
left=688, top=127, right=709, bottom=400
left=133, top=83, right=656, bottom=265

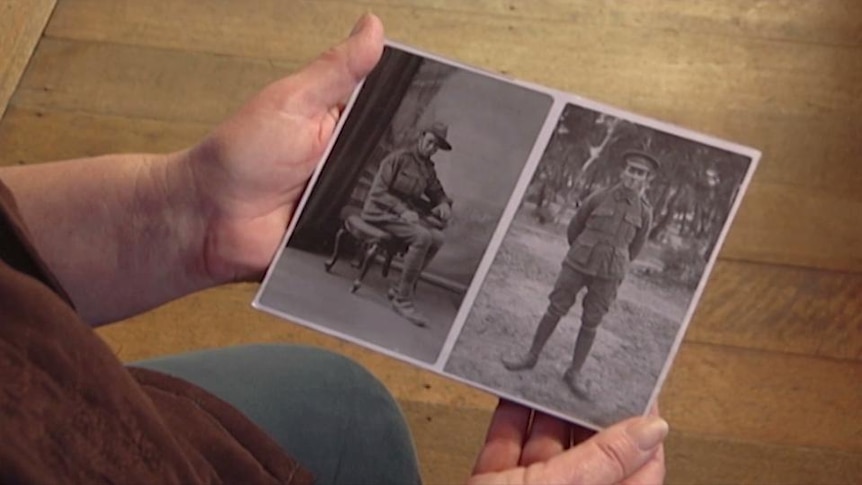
left=255, top=44, right=553, bottom=364
left=443, top=103, right=758, bottom=428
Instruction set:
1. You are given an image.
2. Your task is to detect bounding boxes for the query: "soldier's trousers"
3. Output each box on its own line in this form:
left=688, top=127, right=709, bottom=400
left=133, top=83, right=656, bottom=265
left=546, top=263, right=621, bottom=329
left=377, top=219, right=444, bottom=299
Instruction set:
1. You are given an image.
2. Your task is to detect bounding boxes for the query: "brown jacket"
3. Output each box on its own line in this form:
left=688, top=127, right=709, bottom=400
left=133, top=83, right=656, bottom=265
left=0, top=181, right=312, bottom=484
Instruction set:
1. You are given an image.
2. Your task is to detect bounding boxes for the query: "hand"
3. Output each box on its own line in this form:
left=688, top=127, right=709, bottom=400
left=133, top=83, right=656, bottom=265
left=401, top=210, right=420, bottom=223
left=431, top=202, right=452, bottom=222
left=182, top=14, right=384, bottom=282
left=469, top=400, right=667, bottom=485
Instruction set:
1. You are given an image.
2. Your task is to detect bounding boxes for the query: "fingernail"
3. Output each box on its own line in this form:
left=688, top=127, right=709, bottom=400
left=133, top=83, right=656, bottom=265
left=628, top=417, right=669, bottom=451
left=350, top=13, right=370, bottom=37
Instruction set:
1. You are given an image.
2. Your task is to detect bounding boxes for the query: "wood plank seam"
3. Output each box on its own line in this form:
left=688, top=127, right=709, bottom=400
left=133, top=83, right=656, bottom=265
left=0, top=0, right=58, bottom=121
left=313, top=0, right=862, bottom=49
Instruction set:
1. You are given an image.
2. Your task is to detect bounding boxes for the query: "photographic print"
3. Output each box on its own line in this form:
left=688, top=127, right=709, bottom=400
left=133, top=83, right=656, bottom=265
left=443, top=102, right=758, bottom=428
left=255, top=44, right=554, bottom=364
left=256, top=41, right=760, bottom=429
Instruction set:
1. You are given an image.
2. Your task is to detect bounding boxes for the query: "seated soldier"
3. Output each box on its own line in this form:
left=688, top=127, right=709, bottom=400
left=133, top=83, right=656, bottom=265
left=360, top=122, right=454, bottom=327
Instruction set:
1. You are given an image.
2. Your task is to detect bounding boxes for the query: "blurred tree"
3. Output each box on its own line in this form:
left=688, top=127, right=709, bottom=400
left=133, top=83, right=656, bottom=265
left=528, top=104, right=752, bottom=280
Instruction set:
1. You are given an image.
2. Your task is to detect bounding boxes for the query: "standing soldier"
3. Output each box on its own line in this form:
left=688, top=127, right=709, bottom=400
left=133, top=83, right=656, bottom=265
left=361, top=122, right=454, bottom=327
left=502, top=151, right=658, bottom=396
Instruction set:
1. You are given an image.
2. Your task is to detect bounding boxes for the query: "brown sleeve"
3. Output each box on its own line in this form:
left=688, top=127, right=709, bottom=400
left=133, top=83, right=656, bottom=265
left=0, top=178, right=312, bottom=484
left=0, top=179, right=74, bottom=306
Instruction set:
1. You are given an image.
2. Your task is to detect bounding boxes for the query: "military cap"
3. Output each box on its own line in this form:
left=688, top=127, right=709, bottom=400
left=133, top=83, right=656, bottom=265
left=622, top=150, right=660, bottom=173
left=423, top=122, right=453, bottom=151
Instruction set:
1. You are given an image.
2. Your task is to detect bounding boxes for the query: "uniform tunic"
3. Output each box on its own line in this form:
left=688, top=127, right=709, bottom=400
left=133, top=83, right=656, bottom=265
left=544, top=183, right=653, bottom=325
left=565, top=184, right=652, bottom=280
left=361, top=147, right=451, bottom=223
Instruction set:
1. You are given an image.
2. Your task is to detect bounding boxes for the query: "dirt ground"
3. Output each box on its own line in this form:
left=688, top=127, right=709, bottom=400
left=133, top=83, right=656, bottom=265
left=444, top=206, right=693, bottom=428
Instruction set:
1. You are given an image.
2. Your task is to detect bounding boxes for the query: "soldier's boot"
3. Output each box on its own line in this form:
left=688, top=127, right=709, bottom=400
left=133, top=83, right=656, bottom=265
left=502, top=314, right=560, bottom=371
left=563, top=326, right=597, bottom=397
left=391, top=245, right=429, bottom=328
left=391, top=298, right=428, bottom=327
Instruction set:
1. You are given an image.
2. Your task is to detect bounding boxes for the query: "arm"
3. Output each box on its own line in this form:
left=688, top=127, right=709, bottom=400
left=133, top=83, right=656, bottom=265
left=366, top=152, right=411, bottom=217
left=629, top=204, right=653, bottom=260
left=424, top=171, right=452, bottom=222
left=424, top=171, right=452, bottom=209
left=0, top=14, right=384, bottom=326
left=0, top=153, right=204, bottom=325
left=566, top=191, right=602, bottom=245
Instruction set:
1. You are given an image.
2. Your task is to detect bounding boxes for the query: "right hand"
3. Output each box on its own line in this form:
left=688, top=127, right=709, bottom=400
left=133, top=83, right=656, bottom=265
left=401, top=210, right=420, bottom=223
left=469, top=400, right=667, bottom=485
left=431, top=202, right=452, bottom=222
left=180, top=14, right=384, bottom=283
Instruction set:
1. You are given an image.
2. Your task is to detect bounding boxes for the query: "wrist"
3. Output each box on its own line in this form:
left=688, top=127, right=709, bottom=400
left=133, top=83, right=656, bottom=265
left=149, top=148, right=217, bottom=290
left=179, top=138, right=286, bottom=286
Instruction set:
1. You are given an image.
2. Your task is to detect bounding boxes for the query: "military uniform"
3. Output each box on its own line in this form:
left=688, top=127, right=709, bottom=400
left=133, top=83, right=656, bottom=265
left=503, top=182, right=653, bottom=394
left=549, top=183, right=652, bottom=323
left=362, top=147, right=451, bottom=224
left=361, top=145, right=452, bottom=326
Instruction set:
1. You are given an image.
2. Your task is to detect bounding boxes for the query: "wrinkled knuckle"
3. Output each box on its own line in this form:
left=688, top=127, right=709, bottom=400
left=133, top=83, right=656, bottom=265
left=317, top=46, right=346, bottom=69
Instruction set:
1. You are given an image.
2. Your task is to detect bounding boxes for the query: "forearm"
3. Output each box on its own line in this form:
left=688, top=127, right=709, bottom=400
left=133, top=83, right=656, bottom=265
left=0, top=150, right=212, bottom=325
left=630, top=212, right=653, bottom=260
left=369, top=158, right=409, bottom=215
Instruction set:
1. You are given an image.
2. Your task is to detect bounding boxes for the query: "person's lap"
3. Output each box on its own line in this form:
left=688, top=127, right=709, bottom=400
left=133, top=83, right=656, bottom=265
left=130, top=344, right=421, bottom=485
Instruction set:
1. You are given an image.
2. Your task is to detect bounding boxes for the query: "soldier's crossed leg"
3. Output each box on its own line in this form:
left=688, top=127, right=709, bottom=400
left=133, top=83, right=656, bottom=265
left=379, top=220, right=444, bottom=294
left=377, top=219, right=444, bottom=327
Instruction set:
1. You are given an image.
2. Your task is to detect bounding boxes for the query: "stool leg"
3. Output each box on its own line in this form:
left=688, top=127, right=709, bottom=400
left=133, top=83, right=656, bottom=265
left=381, top=248, right=396, bottom=278
left=324, top=227, right=347, bottom=272
left=352, top=242, right=379, bottom=293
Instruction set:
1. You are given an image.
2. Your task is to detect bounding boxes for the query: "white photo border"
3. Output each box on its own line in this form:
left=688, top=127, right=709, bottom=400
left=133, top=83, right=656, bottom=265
left=254, top=40, right=761, bottom=431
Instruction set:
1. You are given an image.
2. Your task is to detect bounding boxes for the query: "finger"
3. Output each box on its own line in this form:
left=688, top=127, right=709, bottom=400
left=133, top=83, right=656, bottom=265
left=519, top=412, right=571, bottom=466
left=291, top=13, right=385, bottom=111
left=622, top=443, right=666, bottom=485
left=541, top=415, right=669, bottom=484
left=472, top=400, right=532, bottom=475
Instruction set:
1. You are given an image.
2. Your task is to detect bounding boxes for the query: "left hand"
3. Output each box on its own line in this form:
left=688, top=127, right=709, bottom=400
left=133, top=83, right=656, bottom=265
left=431, top=202, right=452, bottom=222
left=469, top=400, right=667, bottom=485
left=183, top=14, right=384, bottom=283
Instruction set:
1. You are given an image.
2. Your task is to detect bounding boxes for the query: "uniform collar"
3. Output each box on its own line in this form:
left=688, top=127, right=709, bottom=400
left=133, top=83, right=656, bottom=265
left=410, top=146, right=434, bottom=164
left=613, top=184, right=640, bottom=205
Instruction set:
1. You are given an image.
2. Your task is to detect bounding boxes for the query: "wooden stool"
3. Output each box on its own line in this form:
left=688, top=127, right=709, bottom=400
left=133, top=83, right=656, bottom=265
left=324, top=214, right=406, bottom=293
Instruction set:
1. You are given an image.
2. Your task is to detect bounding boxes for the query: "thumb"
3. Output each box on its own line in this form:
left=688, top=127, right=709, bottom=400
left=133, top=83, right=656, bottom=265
left=290, top=13, right=385, bottom=111
left=542, top=416, right=668, bottom=484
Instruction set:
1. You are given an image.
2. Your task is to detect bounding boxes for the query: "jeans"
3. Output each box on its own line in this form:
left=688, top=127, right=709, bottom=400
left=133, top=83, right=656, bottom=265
left=131, top=344, right=422, bottom=485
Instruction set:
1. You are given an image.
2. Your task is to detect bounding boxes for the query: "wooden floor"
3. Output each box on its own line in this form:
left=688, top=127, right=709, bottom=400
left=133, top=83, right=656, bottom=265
left=2, top=1, right=860, bottom=483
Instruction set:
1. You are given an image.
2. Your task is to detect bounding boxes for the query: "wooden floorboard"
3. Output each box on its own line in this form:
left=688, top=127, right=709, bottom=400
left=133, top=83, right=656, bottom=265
left=402, top=401, right=862, bottom=485
left=2, top=1, right=859, bottom=483
left=329, top=0, right=862, bottom=48
left=0, top=0, right=56, bottom=118
left=14, top=35, right=862, bottom=197
left=691, top=261, right=862, bottom=361
left=0, top=106, right=209, bottom=163
left=10, top=37, right=862, bottom=271
left=5, top=109, right=860, bottom=363
left=91, top=282, right=862, bottom=453
left=664, top=428, right=862, bottom=485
